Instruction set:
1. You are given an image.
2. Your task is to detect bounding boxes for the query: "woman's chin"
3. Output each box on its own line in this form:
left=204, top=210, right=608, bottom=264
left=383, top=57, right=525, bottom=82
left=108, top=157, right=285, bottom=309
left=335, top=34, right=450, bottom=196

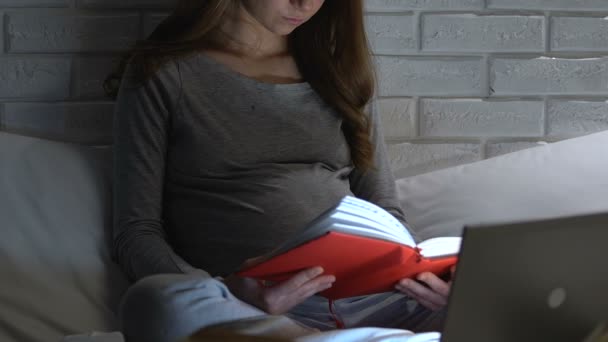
left=274, top=27, right=297, bottom=36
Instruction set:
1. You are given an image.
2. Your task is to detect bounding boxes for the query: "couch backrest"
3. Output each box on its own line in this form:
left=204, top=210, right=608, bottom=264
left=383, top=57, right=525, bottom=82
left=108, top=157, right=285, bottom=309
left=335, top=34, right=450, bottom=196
left=397, top=130, right=608, bottom=241
left=0, top=132, right=129, bottom=342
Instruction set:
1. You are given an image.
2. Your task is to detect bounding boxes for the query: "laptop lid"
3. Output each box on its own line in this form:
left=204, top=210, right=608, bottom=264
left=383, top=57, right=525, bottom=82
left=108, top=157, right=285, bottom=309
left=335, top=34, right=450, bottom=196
left=442, top=212, right=608, bottom=342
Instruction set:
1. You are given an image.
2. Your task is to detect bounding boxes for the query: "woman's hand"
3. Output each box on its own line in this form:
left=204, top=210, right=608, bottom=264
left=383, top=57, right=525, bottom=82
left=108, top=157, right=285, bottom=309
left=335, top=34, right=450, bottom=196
left=395, top=266, right=456, bottom=311
left=224, top=265, right=335, bottom=315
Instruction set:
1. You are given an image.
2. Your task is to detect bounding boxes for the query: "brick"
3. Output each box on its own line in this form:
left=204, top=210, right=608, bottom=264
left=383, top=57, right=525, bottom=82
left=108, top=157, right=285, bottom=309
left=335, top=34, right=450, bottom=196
left=1, top=102, right=114, bottom=144
left=551, top=17, right=608, bottom=52
left=387, top=142, right=479, bottom=177
left=547, top=100, right=608, bottom=136
left=74, top=57, right=120, bottom=99
left=7, top=12, right=139, bottom=53
left=0, top=57, right=70, bottom=99
left=491, top=57, right=608, bottom=95
left=486, top=141, right=548, bottom=158
left=78, top=0, right=176, bottom=8
left=143, top=12, right=169, bottom=38
left=487, top=0, right=608, bottom=11
left=376, top=98, right=416, bottom=138
left=376, top=56, right=483, bottom=96
left=365, top=0, right=483, bottom=11
left=420, top=99, right=543, bottom=137
left=422, top=15, right=544, bottom=52
left=0, top=0, right=68, bottom=7
left=365, top=14, right=416, bottom=55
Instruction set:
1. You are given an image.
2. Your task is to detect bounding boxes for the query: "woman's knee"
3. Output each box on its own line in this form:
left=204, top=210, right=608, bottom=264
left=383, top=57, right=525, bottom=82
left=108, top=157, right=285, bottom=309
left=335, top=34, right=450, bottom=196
left=119, top=273, right=227, bottom=342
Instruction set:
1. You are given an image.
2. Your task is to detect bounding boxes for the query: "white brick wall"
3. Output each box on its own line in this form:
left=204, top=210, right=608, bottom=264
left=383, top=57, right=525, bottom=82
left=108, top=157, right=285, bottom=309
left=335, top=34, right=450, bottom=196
left=486, top=0, right=608, bottom=11
left=367, top=0, right=608, bottom=176
left=376, top=56, right=484, bottom=96
left=0, top=0, right=174, bottom=144
left=551, top=16, right=608, bottom=52
left=7, top=11, right=140, bottom=52
left=419, top=99, right=544, bottom=137
left=388, top=142, right=480, bottom=178
left=1, top=0, right=607, bottom=176
left=421, top=15, right=545, bottom=53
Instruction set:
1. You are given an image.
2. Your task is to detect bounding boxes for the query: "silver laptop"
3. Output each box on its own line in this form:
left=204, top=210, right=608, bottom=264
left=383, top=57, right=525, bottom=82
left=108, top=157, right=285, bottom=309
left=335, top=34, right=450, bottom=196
left=442, top=212, right=608, bottom=342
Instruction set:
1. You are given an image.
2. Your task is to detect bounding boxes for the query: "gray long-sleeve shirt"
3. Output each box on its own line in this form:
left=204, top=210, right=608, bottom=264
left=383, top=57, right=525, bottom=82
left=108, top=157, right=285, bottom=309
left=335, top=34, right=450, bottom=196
left=113, top=52, right=413, bottom=281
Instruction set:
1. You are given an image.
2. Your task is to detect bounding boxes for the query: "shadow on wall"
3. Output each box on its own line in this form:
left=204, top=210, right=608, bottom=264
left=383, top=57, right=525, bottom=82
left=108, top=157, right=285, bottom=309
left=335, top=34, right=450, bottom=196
left=0, top=1, right=175, bottom=146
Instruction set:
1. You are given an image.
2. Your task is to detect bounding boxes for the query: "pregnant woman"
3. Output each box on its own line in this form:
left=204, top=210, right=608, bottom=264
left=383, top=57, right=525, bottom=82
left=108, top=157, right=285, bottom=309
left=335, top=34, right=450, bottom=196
left=106, top=1, right=452, bottom=341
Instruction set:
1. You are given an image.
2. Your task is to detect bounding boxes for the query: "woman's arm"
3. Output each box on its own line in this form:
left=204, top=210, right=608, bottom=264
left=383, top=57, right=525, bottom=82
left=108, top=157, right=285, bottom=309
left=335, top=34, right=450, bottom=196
left=348, top=99, right=421, bottom=243
left=112, top=60, right=203, bottom=281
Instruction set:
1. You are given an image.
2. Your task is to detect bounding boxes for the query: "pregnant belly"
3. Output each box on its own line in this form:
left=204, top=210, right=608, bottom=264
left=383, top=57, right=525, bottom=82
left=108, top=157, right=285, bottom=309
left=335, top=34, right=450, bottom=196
left=163, top=163, right=354, bottom=276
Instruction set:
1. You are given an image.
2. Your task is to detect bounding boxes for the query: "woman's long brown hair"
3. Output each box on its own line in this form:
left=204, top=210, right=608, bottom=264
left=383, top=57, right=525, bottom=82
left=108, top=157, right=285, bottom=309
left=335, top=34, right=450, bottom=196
left=105, top=0, right=376, bottom=170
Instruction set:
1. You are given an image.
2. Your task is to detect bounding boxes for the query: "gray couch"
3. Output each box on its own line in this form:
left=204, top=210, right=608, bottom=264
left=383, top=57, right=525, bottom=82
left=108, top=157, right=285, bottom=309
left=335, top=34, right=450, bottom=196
left=2, top=127, right=608, bottom=342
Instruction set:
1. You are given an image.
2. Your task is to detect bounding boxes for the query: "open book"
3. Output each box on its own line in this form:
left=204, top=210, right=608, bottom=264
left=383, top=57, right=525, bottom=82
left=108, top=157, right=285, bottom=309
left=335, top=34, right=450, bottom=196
left=238, top=196, right=461, bottom=300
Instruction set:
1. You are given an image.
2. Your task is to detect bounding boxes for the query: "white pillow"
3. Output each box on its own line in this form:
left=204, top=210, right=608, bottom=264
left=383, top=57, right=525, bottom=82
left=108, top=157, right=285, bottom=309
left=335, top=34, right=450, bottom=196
left=0, top=132, right=129, bottom=342
left=396, top=130, right=608, bottom=241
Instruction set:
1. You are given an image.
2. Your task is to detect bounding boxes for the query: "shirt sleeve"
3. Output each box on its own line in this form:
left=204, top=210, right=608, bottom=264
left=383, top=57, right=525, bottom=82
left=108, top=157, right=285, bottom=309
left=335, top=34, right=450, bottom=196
left=349, top=98, right=421, bottom=243
left=112, top=60, right=206, bottom=281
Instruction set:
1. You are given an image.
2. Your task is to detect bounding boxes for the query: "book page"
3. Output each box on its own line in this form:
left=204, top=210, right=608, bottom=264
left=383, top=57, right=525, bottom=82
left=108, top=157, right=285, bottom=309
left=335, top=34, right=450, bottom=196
left=341, top=197, right=408, bottom=233
left=328, top=212, right=416, bottom=247
left=328, top=223, right=415, bottom=245
left=337, top=196, right=416, bottom=246
left=249, top=196, right=418, bottom=262
left=418, top=237, right=462, bottom=258
left=337, top=202, right=405, bottom=236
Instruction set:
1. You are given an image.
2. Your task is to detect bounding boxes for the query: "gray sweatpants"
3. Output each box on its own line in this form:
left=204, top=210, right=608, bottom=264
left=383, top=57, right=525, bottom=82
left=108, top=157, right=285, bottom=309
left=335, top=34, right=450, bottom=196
left=119, top=273, right=445, bottom=342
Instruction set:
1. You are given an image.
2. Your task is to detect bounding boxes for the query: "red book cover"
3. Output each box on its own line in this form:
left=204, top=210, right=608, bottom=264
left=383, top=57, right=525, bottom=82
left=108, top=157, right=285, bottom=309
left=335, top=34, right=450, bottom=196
left=238, top=231, right=458, bottom=300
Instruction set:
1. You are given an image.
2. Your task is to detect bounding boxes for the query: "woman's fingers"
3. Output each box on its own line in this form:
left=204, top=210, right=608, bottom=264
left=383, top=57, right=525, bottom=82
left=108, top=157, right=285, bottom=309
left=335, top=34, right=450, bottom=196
left=284, top=278, right=334, bottom=307
left=225, top=266, right=336, bottom=315
left=396, top=281, right=446, bottom=309
left=279, top=267, right=335, bottom=294
left=395, top=273, right=450, bottom=310
left=261, top=267, right=335, bottom=314
left=398, top=285, right=443, bottom=311
left=417, top=272, right=450, bottom=298
left=285, top=266, right=325, bottom=288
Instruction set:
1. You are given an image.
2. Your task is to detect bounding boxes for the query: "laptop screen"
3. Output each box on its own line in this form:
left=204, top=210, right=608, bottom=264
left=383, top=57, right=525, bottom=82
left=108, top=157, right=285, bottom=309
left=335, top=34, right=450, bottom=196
left=442, top=212, right=608, bottom=342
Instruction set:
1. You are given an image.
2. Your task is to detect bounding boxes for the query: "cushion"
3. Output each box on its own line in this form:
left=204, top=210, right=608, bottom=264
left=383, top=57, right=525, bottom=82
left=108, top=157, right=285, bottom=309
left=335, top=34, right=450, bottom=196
left=0, top=132, right=129, bottom=342
left=396, top=130, right=608, bottom=241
